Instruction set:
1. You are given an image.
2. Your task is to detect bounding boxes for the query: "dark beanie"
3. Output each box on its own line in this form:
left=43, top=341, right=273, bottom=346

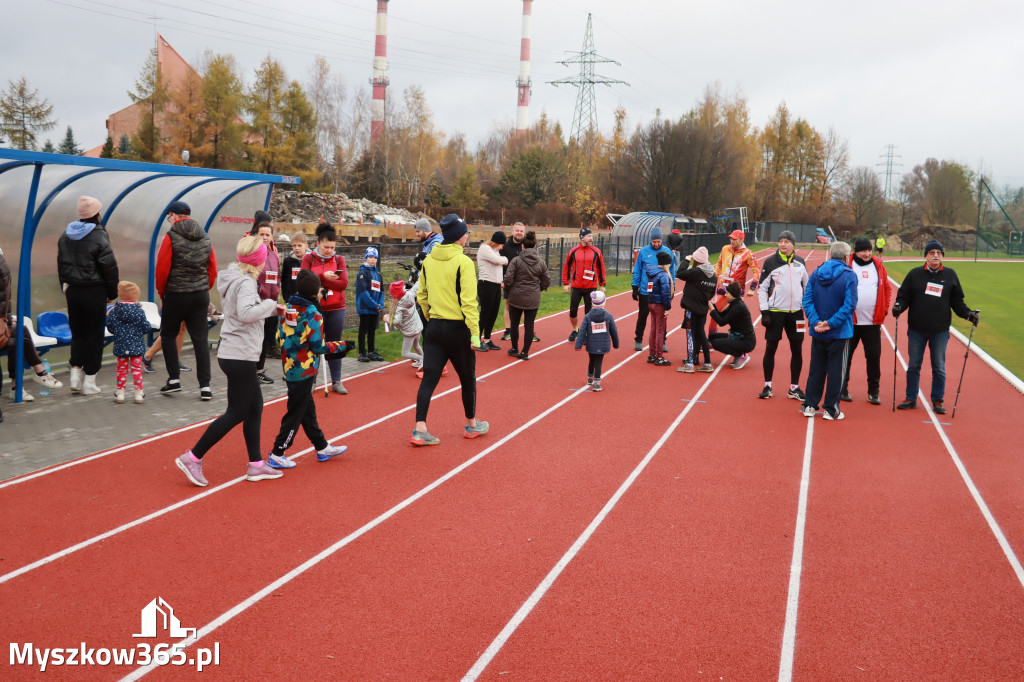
left=440, top=213, right=468, bottom=243
left=778, top=230, right=797, bottom=244
left=726, top=281, right=742, bottom=298
left=924, top=239, right=944, bottom=255
left=490, top=230, right=507, bottom=245
left=854, top=238, right=872, bottom=252
left=295, top=269, right=322, bottom=301
left=656, top=251, right=673, bottom=265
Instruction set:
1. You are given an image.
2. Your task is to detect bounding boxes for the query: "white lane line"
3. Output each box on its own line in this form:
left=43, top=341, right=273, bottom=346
left=0, top=292, right=634, bottom=488
left=121, top=323, right=667, bottom=681
left=0, top=309, right=640, bottom=585
left=777, top=418, right=815, bottom=682
left=881, top=323, right=1024, bottom=589
left=462, top=351, right=727, bottom=682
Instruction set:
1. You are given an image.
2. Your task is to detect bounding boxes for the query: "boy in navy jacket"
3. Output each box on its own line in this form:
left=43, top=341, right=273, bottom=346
left=574, top=290, right=619, bottom=391
left=355, top=246, right=385, bottom=362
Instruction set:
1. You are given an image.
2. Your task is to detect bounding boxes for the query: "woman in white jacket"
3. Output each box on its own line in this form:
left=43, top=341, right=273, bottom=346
left=175, top=236, right=281, bottom=486
left=475, top=231, right=508, bottom=351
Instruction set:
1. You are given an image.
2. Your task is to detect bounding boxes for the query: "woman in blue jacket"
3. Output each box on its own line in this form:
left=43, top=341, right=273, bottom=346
left=355, top=247, right=385, bottom=362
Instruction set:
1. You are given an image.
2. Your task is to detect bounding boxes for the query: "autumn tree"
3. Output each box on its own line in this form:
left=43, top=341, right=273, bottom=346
left=493, top=147, right=567, bottom=209
left=391, top=86, right=444, bottom=205
left=128, top=47, right=170, bottom=162
left=280, top=79, right=318, bottom=180
left=165, top=68, right=207, bottom=164
left=245, top=56, right=288, bottom=173
left=754, top=103, right=826, bottom=220
left=448, top=162, right=486, bottom=210
left=306, top=56, right=348, bottom=190
left=842, top=166, right=885, bottom=227
left=201, top=54, right=244, bottom=170
left=0, top=77, right=57, bottom=150
left=900, top=158, right=976, bottom=226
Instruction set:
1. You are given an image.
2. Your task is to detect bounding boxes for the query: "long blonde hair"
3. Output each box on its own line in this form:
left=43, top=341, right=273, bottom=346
left=236, top=235, right=265, bottom=279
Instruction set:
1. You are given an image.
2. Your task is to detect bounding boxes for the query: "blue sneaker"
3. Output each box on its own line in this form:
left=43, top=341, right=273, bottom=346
left=464, top=420, right=489, bottom=439
left=317, top=444, right=347, bottom=461
left=266, top=454, right=296, bottom=469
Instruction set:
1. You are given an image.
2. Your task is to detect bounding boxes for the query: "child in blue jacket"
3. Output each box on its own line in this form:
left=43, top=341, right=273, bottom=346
left=644, top=252, right=674, bottom=365
left=355, top=246, right=385, bottom=362
left=574, top=290, right=619, bottom=391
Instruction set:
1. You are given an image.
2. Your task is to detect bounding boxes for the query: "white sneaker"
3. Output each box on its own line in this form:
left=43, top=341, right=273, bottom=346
left=331, top=381, right=348, bottom=395
left=33, top=372, right=63, bottom=389
left=802, top=405, right=816, bottom=417
left=113, top=388, right=125, bottom=404
left=69, top=367, right=83, bottom=392
left=9, top=387, right=34, bottom=402
left=823, top=410, right=845, bottom=421
left=134, top=389, right=145, bottom=404
left=82, top=374, right=101, bottom=396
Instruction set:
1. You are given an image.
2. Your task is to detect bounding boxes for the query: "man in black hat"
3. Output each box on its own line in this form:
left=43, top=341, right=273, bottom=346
left=892, top=239, right=978, bottom=414
left=561, top=226, right=606, bottom=341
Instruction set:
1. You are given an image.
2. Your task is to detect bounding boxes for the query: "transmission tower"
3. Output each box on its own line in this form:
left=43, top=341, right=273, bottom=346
left=877, top=144, right=902, bottom=201
left=548, top=13, right=628, bottom=155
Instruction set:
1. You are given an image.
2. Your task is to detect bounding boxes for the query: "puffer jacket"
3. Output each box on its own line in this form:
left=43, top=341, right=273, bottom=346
left=355, top=263, right=385, bottom=315
left=803, top=259, right=858, bottom=339
left=574, top=307, right=619, bottom=354
left=106, top=301, right=151, bottom=358
left=645, top=263, right=673, bottom=307
left=757, top=250, right=808, bottom=313
left=631, top=244, right=677, bottom=293
left=503, top=248, right=550, bottom=310
left=392, top=285, right=423, bottom=337
left=155, top=218, right=216, bottom=295
left=57, top=221, right=119, bottom=299
left=215, top=264, right=279, bottom=361
left=276, top=295, right=343, bottom=381
left=676, top=260, right=717, bottom=315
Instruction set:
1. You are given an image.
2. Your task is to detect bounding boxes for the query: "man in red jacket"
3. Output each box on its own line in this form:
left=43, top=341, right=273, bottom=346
left=562, top=227, right=606, bottom=342
left=840, top=238, right=892, bottom=405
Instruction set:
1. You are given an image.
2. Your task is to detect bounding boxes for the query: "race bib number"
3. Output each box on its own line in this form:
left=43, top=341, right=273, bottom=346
left=291, top=270, right=298, bottom=280
left=795, top=319, right=807, bottom=334
left=371, top=280, right=381, bottom=292
left=646, top=282, right=654, bottom=294
left=925, top=283, right=943, bottom=297
left=861, top=271, right=870, bottom=278
left=592, top=321, right=608, bottom=334
left=583, top=269, right=595, bottom=281
left=265, top=271, right=278, bottom=284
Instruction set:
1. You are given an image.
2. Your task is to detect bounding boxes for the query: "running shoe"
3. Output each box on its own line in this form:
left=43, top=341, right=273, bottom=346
left=464, top=420, right=489, bottom=439
left=933, top=400, right=946, bottom=415
left=677, top=363, right=695, bottom=373
left=411, top=430, right=440, bottom=446
left=200, top=387, right=212, bottom=401
left=246, top=461, right=283, bottom=481
left=787, top=387, right=806, bottom=401
left=868, top=394, right=881, bottom=405
left=267, top=454, right=297, bottom=469
left=416, top=369, right=424, bottom=379
left=475, top=343, right=489, bottom=352
left=257, top=371, right=274, bottom=385
left=486, top=340, right=501, bottom=351
left=568, top=330, right=578, bottom=342
left=758, top=385, right=773, bottom=399
left=730, top=354, right=750, bottom=369
left=332, top=381, right=348, bottom=395
left=897, top=400, right=917, bottom=410
left=697, top=363, right=714, bottom=373
left=592, top=380, right=603, bottom=392
left=507, top=348, right=520, bottom=357
left=533, top=334, right=540, bottom=342
left=823, top=409, right=845, bottom=421
left=159, top=380, right=182, bottom=394
left=134, top=389, right=145, bottom=404
left=647, top=355, right=656, bottom=364
left=317, top=444, right=348, bottom=461
left=357, top=354, right=370, bottom=362
left=114, top=389, right=125, bottom=404
left=802, top=405, right=816, bottom=417
left=634, top=342, right=643, bottom=352
left=367, top=352, right=384, bottom=361
left=653, top=357, right=672, bottom=366
left=175, top=451, right=208, bottom=487
left=180, top=363, right=192, bottom=372
left=839, top=392, right=852, bottom=402
left=518, top=351, right=529, bottom=361
left=501, top=330, right=511, bottom=341
left=142, top=357, right=156, bottom=373
left=587, top=373, right=594, bottom=385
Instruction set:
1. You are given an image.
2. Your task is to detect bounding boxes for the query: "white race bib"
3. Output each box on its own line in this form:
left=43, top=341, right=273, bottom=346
left=291, top=270, right=298, bottom=280
left=592, top=321, right=608, bottom=334
left=265, top=271, right=278, bottom=284
left=795, top=319, right=807, bottom=334
left=925, top=283, right=943, bottom=297
left=646, top=281, right=654, bottom=294
left=583, top=269, right=595, bottom=281
left=371, top=280, right=381, bottom=292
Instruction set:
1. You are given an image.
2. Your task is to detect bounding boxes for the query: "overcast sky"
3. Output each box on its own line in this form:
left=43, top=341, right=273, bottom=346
left=5, top=0, right=1024, bottom=191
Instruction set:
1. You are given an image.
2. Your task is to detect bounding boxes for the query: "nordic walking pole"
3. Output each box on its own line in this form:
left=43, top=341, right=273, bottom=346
left=951, top=310, right=981, bottom=419
left=892, top=315, right=898, bottom=411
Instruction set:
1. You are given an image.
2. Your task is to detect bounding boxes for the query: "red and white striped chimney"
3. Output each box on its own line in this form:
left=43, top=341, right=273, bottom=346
left=515, top=0, right=533, bottom=134
left=370, top=0, right=390, bottom=145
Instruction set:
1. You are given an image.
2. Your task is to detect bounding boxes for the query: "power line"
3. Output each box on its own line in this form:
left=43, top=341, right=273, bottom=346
left=877, top=144, right=901, bottom=201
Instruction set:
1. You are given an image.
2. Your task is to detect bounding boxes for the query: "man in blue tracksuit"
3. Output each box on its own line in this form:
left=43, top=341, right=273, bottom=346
left=801, top=241, right=858, bottom=420
left=630, top=227, right=677, bottom=352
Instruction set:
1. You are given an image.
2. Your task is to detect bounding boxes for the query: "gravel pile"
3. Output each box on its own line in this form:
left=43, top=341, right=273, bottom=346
left=270, top=190, right=430, bottom=226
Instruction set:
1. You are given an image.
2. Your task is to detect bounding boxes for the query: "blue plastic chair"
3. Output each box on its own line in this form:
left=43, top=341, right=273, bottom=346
left=37, top=311, right=73, bottom=345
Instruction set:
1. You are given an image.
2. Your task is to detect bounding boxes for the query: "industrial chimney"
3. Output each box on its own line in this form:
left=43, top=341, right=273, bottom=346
left=370, top=0, right=390, bottom=145
left=515, top=0, right=533, bottom=134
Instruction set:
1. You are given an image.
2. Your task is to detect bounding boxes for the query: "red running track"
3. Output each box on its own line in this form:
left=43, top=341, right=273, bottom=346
left=3, top=248, right=1023, bottom=680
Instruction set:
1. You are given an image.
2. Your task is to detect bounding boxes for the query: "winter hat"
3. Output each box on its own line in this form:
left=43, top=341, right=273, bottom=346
left=77, top=195, right=102, bottom=220
left=854, top=238, right=873, bottom=253
left=579, top=226, right=593, bottom=239
left=778, top=230, right=797, bottom=245
left=389, top=280, right=406, bottom=299
left=729, top=229, right=745, bottom=240
left=650, top=227, right=663, bottom=242
left=414, top=217, right=433, bottom=233
left=490, top=230, right=507, bottom=245
left=365, top=246, right=379, bottom=259
left=590, top=290, right=607, bottom=307
left=690, top=246, right=709, bottom=264
left=167, top=200, right=191, bottom=216
left=656, top=251, right=673, bottom=265
left=440, top=213, right=468, bottom=243
left=117, top=280, right=141, bottom=302
left=924, top=239, right=944, bottom=255
left=295, top=269, right=322, bottom=300
left=254, top=210, right=274, bottom=227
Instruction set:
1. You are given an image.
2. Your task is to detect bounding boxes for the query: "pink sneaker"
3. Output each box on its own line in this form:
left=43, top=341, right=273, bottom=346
left=246, top=460, right=283, bottom=481
left=175, top=452, right=208, bottom=487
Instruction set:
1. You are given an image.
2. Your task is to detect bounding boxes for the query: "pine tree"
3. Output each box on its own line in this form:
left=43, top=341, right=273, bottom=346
left=57, top=125, right=83, bottom=155
left=100, top=136, right=115, bottom=158
left=0, top=77, right=57, bottom=150
left=244, top=57, right=287, bottom=174
left=41, top=139, right=56, bottom=153
left=116, top=134, right=134, bottom=159
left=127, top=47, right=170, bottom=162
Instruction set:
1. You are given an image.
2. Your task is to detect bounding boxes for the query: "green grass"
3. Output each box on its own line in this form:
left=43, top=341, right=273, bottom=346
left=885, top=261, right=1024, bottom=380
left=344, top=273, right=637, bottom=360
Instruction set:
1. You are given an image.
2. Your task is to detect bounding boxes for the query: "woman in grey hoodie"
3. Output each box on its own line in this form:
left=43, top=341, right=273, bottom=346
left=174, top=236, right=280, bottom=487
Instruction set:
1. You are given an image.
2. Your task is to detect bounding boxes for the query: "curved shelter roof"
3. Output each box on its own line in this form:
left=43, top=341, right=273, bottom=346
left=0, top=148, right=299, bottom=401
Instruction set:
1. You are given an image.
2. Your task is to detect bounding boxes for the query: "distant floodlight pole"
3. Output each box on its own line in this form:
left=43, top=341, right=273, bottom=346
left=547, top=13, right=628, bottom=158
left=370, top=0, right=391, bottom=145
left=515, top=0, right=534, bottom=134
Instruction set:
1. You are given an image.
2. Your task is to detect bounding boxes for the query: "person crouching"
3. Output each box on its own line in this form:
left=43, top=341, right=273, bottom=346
left=708, top=281, right=756, bottom=368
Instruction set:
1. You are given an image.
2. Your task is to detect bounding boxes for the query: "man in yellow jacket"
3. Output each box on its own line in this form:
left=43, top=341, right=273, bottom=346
left=412, top=213, right=489, bottom=446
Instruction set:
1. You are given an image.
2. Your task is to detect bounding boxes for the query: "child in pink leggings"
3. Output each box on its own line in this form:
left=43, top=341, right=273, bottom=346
left=106, top=281, right=151, bottom=404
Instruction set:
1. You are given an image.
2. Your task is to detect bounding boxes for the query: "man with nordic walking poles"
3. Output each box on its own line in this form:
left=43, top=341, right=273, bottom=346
left=891, top=240, right=979, bottom=415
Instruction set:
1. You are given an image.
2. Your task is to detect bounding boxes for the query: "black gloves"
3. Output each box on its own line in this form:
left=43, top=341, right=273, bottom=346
left=968, top=311, right=980, bottom=326
left=631, top=285, right=639, bottom=301
left=891, top=304, right=903, bottom=318
left=761, top=310, right=771, bottom=327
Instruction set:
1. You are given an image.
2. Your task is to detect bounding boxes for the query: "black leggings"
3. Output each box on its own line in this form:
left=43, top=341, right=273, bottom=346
left=569, top=287, right=594, bottom=318
left=257, top=315, right=278, bottom=371
left=192, top=358, right=264, bottom=462
left=508, top=306, right=538, bottom=353
left=66, top=284, right=108, bottom=375
left=160, top=290, right=211, bottom=387
left=709, top=332, right=755, bottom=358
left=588, top=353, right=605, bottom=379
left=416, top=319, right=476, bottom=423
left=763, top=336, right=804, bottom=385
left=272, top=377, right=328, bottom=455
left=358, top=314, right=379, bottom=354
left=478, top=280, right=502, bottom=339
left=685, top=310, right=711, bottom=365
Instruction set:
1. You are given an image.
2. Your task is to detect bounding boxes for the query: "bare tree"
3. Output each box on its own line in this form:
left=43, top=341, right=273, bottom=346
left=843, top=166, right=885, bottom=227
left=0, top=77, right=56, bottom=150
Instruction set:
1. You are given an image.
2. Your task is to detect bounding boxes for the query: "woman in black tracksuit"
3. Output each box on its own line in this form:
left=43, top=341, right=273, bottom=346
left=676, top=249, right=717, bottom=371
left=709, top=281, right=756, bottom=368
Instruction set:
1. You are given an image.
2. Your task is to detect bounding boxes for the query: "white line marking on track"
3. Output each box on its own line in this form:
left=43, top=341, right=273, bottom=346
left=881, top=323, right=1024, bottom=590
left=0, top=309, right=640, bottom=585
left=121, top=319, right=668, bottom=681
left=462, top=350, right=728, bottom=682
left=777, top=417, right=814, bottom=682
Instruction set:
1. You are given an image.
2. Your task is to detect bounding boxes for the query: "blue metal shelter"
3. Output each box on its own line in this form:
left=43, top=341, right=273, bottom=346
left=0, top=149, right=299, bottom=403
